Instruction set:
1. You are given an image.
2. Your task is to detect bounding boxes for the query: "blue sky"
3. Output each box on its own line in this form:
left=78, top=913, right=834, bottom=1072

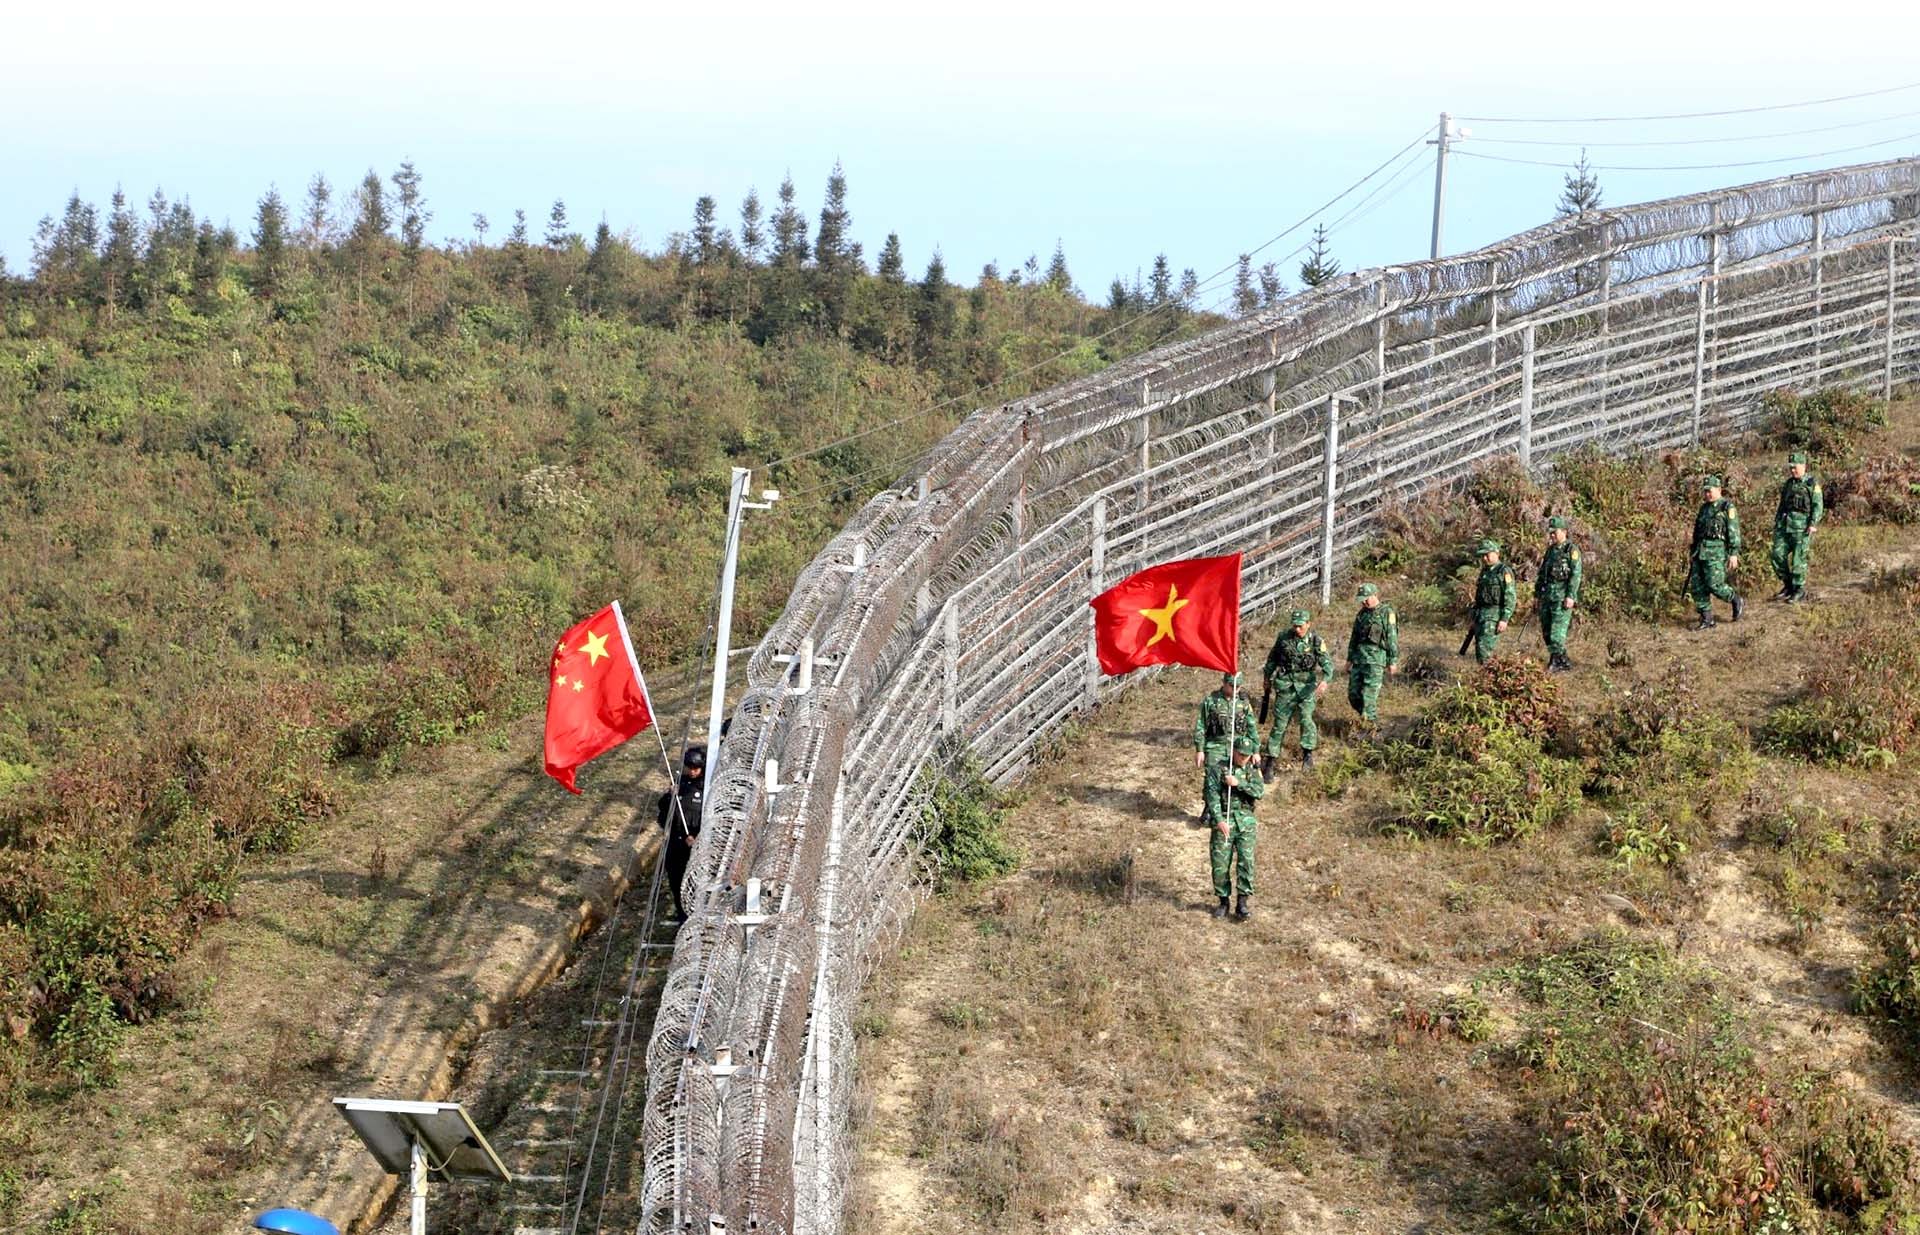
left=7, top=0, right=1920, bottom=307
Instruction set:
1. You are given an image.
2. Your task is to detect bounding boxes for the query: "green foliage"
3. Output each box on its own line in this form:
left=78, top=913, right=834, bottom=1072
left=1496, top=935, right=1920, bottom=1232
left=1828, top=452, right=1920, bottom=525
left=1587, top=677, right=1753, bottom=868
left=1853, top=871, right=1920, bottom=1053
left=1761, top=386, right=1887, bottom=468
left=1384, top=663, right=1580, bottom=846
left=922, top=759, right=1019, bottom=890
left=1760, top=607, right=1920, bottom=767
left=1744, top=801, right=1863, bottom=939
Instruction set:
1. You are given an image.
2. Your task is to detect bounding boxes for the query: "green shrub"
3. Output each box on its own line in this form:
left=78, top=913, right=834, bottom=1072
left=1586, top=678, right=1753, bottom=867
left=1762, top=386, right=1887, bottom=468
left=922, top=759, right=1019, bottom=890
left=1760, top=611, right=1920, bottom=767
left=1853, top=871, right=1920, bottom=1052
left=1498, top=935, right=1920, bottom=1232
left=1828, top=452, right=1920, bottom=525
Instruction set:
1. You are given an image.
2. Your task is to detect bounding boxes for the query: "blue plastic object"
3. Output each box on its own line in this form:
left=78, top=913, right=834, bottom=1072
left=253, top=1209, right=341, bottom=1235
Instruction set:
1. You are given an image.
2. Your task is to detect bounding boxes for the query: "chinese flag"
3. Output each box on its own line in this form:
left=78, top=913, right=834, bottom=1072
left=544, top=601, right=655, bottom=793
left=1089, top=553, right=1242, bottom=676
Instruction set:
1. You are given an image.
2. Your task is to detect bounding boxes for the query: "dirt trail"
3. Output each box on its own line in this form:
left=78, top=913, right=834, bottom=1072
left=851, top=458, right=1920, bottom=1232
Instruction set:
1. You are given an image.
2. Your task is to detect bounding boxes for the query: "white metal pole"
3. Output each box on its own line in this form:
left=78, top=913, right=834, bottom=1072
left=1133, top=378, right=1152, bottom=510
left=1430, top=112, right=1450, bottom=261
left=1691, top=278, right=1709, bottom=446
left=706, top=466, right=751, bottom=762
left=410, top=1134, right=428, bottom=1235
left=1887, top=238, right=1900, bottom=403
left=1812, top=185, right=1826, bottom=384
left=1318, top=396, right=1340, bottom=606
left=940, top=603, right=959, bottom=735
left=1085, top=498, right=1107, bottom=712
left=1518, top=323, right=1535, bottom=471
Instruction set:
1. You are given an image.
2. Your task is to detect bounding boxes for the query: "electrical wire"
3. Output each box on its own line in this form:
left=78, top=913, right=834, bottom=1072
left=1452, top=127, right=1920, bottom=173
left=1469, top=106, right=1920, bottom=148
left=756, top=127, right=1433, bottom=475
left=1459, top=78, right=1920, bottom=125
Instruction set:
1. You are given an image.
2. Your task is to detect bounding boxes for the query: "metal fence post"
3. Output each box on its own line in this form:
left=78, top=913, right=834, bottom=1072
left=1598, top=237, right=1614, bottom=419
left=1690, top=276, right=1709, bottom=445
left=1888, top=237, right=1901, bottom=403
left=1132, top=377, right=1151, bottom=510
left=1707, top=202, right=1723, bottom=402
left=1518, top=323, right=1535, bottom=471
left=1812, top=184, right=1826, bottom=384
left=1318, top=395, right=1340, bottom=606
left=1374, top=280, right=1389, bottom=412
left=1084, top=497, right=1107, bottom=712
left=940, top=603, right=959, bottom=736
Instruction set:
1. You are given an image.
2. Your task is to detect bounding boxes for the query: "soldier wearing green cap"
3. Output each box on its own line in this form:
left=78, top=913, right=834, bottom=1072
left=1467, top=540, right=1517, bottom=663
left=1345, top=583, right=1398, bottom=726
left=1204, top=732, right=1265, bottom=920
left=1262, top=609, right=1333, bottom=772
left=1192, top=670, right=1256, bottom=829
left=1535, top=516, right=1583, bottom=672
left=1769, top=452, right=1823, bottom=603
left=1688, top=476, right=1744, bottom=629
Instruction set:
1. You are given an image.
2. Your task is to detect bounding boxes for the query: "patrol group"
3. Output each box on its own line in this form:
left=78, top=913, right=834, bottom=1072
left=1192, top=451, right=1824, bottom=922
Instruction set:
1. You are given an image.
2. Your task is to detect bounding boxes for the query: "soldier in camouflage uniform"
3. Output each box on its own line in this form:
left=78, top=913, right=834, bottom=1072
left=1769, top=452, right=1824, bottom=603
left=1688, top=476, right=1744, bottom=630
left=1467, top=539, right=1517, bottom=664
left=1534, top=516, right=1583, bottom=672
left=1345, top=583, right=1398, bottom=727
left=1262, top=608, right=1333, bottom=773
left=1205, top=732, right=1265, bottom=921
left=1192, top=670, right=1256, bottom=829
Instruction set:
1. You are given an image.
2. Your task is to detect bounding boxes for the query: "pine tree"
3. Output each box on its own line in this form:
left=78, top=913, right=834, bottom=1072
left=1178, top=268, right=1199, bottom=302
left=1298, top=225, right=1340, bottom=288
left=739, top=189, right=765, bottom=261
left=691, top=196, right=720, bottom=265
left=253, top=186, right=289, bottom=297
left=585, top=221, right=624, bottom=311
left=545, top=199, right=571, bottom=249
left=101, top=188, right=139, bottom=316
left=507, top=209, right=529, bottom=249
left=1232, top=254, right=1258, bottom=316
left=815, top=161, right=855, bottom=274
left=1045, top=241, right=1071, bottom=292
left=471, top=213, right=490, bottom=247
left=915, top=249, right=955, bottom=355
left=877, top=232, right=906, bottom=282
left=771, top=174, right=809, bottom=267
left=31, top=192, right=100, bottom=302
left=143, top=189, right=195, bottom=297
left=391, top=160, right=429, bottom=262
left=1107, top=277, right=1131, bottom=314
left=1557, top=150, right=1603, bottom=218
left=1148, top=254, right=1173, bottom=305
left=301, top=174, right=333, bottom=250
left=1258, top=262, right=1284, bottom=306
left=350, top=169, right=390, bottom=243
left=980, top=259, right=1001, bottom=283
left=190, top=219, right=232, bottom=308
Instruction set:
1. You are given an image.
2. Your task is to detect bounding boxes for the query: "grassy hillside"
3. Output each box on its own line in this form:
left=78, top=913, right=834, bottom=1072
left=851, top=392, right=1920, bottom=1235
left=0, top=175, right=1225, bottom=1140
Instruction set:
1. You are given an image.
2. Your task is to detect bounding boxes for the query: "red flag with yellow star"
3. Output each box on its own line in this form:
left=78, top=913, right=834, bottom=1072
left=544, top=602, right=655, bottom=793
left=1089, top=553, right=1241, bottom=676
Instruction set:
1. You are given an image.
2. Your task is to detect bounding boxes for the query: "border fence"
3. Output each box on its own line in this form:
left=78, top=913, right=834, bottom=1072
left=636, top=156, right=1920, bottom=1234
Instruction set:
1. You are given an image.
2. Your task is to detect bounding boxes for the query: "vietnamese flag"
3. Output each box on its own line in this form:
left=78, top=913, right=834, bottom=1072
left=544, top=601, right=655, bottom=793
left=1089, top=553, right=1242, bottom=676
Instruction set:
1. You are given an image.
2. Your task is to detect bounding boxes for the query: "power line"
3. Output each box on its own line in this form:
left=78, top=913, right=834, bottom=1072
left=1459, top=78, right=1920, bottom=125
left=1452, top=128, right=1920, bottom=173
left=757, top=128, right=1432, bottom=476
left=1470, top=106, right=1920, bottom=148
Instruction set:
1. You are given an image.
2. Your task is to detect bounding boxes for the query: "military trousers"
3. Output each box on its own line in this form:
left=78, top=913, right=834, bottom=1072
left=1210, top=814, right=1256, bottom=899
left=1264, top=675, right=1320, bottom=754
left=1197, top=740, right=1237, bottom=825
left=1348, top=660, right=1387, bottom=721
left=1688, top=549, right=1738, bottom=611
left=1538, top=594, right=1573, bottom=656
left=1769, top=522, right=1811, bottom=592
left=1472, top=611, right=1505, bottom=663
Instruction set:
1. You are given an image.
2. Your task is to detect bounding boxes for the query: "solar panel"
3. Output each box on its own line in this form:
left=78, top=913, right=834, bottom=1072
left=331, top=1097, right=510, bottom=1184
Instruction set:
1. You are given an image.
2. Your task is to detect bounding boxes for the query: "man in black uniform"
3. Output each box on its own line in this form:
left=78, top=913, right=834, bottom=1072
left=656, top=746, right=705, bottom=920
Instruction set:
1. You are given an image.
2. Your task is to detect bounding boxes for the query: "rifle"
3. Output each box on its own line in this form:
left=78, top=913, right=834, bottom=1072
left=1258, top=682, right=1272, bottom=726
left=1458, top=615, right=1478, bottom=658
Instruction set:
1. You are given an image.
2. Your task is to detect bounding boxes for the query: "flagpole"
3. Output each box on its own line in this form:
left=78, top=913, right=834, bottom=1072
left=705, top=468, right=752, bottom=774
left=614, top=601, right=695, bottom=845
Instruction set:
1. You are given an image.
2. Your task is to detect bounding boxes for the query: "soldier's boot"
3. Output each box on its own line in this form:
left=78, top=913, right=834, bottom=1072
left=1770, top=585, right=1792, bottom=602
left=1300, top=748, right=1314, bottom=772
left=1730, top=594, right=1744, bottom=622
left=1212, top=896, right=1230, bottom=919
left=1786, top=587, right=1807, bottom=604
left=1558, top=652, right=1574, bottom=672
left=1693, top=611, right=1717, bottom=631
left=1260, top=755, right=1276, bottom=778
left=1235, top=895, right=1251, bottom=921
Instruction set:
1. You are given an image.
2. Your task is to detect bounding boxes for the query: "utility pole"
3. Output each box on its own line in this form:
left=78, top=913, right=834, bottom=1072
left=1436, top=111, right=1459, bottom=261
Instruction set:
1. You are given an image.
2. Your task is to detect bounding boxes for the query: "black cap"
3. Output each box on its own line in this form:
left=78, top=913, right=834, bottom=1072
left=683, top=746, right=707, bottom=770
